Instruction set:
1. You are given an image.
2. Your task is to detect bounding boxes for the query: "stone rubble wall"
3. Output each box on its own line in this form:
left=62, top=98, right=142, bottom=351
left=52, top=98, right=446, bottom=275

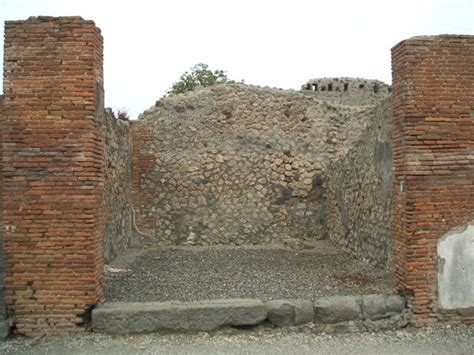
left=134, top=83, right=388, bottom=248
left=0, top=96, right=5, bottom=324
left=324, top=98, right=393, bottom=269
left=101, top=110, right=133, bottom=264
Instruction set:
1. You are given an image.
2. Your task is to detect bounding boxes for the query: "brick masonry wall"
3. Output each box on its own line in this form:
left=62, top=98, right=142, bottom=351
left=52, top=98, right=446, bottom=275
left=325, top=98, right=393, bottom=269
left=2, top=17, right=105, bottom=335
left=101, top=111, right=132, bottom=264
left=391, top=35, right=474, bottom=325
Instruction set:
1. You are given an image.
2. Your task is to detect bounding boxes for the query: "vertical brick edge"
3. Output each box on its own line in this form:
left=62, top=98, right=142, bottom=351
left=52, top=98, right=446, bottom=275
left=2, top=17, right=105, bottom=335
left=391, top=35, right=474, bottom=325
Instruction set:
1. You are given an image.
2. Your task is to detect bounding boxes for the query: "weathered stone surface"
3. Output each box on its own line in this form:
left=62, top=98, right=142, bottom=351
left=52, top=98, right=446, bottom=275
left=362, top=294, right=387, bottom=319
left=314, top=296, right=362, bottom=324
left=385, top=295, right=406, bottom=313
left=101, top=109, right=132, bottom=264
left=0, top=98, right=5, bottom=336
left=92, top=299, right=267, bottom=334
left=133, top=82, right=390, bottom=250
left=325, top=98, right=393, bottom=269
left=438, top=222, right=474, bottom=312
left=0, top=321, right=9, bottom=341
left=265, top=299, right=314, bottom=326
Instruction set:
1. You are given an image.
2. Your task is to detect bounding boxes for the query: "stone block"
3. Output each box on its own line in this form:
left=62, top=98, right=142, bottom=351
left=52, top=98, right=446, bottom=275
left=385, top=295, right=406, bottom=313
left=362, top=294, right=387, bottom=319
left=265, top=299, right=314, bottom=326
left=314, top=296, right=362, bottom=324
left=92, top=299, right=267, bottom=334
left=0, top=320, right=9, bottom=341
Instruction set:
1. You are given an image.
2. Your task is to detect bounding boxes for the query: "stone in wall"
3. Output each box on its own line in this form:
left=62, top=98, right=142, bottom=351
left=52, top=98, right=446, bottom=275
left=134, top=83, right=388, bottom=248
left=324, top=98, right=393, bottom=269
left=101, top=109, right=133, bottom=264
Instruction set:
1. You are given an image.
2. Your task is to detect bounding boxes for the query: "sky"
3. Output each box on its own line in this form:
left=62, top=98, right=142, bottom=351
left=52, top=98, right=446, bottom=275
left=1, top=0, right=473, bottom=118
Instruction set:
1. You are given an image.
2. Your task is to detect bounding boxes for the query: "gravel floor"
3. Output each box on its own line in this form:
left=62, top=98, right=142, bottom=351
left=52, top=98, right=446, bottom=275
left=1, top=324, right=472, bottom=354
left=105, top=240, right=394, bottom=302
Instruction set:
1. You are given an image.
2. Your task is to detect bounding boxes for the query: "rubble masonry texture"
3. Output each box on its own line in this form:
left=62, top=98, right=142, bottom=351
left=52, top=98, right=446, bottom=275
left=132, top=82, right=391, bottom=253
left=102, top=110, right=133, bottom=264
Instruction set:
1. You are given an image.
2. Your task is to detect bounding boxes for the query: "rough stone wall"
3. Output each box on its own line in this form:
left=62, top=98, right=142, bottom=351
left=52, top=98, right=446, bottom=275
left=2, top=17, right=105, bottom=336
left=0, top=95, right=5, bottom=323
left=134, top=83, right=387, bottom=247
left=102, top=109, right=132, bottom=264
left=391, top=35, right=474, bottom=325
left=325, top=98, right=393, bottom=269
left=131, top=121, right=156, bottom=237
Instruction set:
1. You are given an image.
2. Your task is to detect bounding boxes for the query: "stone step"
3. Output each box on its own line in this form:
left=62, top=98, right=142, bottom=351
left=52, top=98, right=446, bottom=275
left=92, top=295, right=408, bottom=335
left=92, top=299, right=267, bottom=334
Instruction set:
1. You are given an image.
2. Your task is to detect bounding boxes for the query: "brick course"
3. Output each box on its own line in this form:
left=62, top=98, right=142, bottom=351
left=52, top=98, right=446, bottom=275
left=391, top=35, right=474, bottom=325
left=2, top=17, right=105, bottom=335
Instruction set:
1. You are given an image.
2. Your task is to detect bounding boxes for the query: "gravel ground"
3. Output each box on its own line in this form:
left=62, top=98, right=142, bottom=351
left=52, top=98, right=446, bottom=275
left=0, top=324, right=472, bottom=354
left=105, top=240, right=393, bottom=302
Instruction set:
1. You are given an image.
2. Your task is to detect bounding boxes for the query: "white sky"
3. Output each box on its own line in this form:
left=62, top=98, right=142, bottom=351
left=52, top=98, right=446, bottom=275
left=1, top=0, right=473, bottom=118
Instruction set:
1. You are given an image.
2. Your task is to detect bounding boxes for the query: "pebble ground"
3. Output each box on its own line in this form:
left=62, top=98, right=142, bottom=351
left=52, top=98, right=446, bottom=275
left=0, top=324, right=472, bottom=354
left=105, top=240, right=394, bottom=302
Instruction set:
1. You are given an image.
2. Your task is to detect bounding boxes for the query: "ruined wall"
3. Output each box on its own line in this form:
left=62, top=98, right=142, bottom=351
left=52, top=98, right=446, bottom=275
left=102, top=110, right=132, bottom=264
left=0, top=95, right=6, bottom=324
left=325, top=98, right=393, bottom=269
left=2, top=17, right=105, bottom=336
left=133, top=83, right=387, bottom=247
left=391, top=35, right=474, bottom=325
left=131, top=121, right=155, bottom=237
left=302, top=78, right=390, bottom=106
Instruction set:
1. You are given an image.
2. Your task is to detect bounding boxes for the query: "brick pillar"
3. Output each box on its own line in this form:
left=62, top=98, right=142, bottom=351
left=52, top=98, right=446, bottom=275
left=2, top=17, right=105, bottom=335
left=391, top=35, right=474, bottom=325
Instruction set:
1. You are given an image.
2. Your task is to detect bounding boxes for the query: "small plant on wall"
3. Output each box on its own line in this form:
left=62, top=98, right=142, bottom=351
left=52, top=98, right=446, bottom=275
left=167, top=63, right=235, bottom=95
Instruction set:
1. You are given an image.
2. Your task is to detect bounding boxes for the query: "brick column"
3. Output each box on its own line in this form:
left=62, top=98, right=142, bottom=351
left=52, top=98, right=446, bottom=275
left=2, top=17, right=105, bottom=335
left=391, top=35, right=474, bottom=325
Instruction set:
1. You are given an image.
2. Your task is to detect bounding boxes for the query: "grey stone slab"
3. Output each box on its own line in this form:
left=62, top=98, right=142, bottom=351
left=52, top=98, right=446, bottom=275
left=385, top=295, right=406, bottom=313
left=362, top=294, right=387, bottom=319
left=314, top=296, right=362, bottom=324
left=438, top=222, right=474, bottom=311
left=92, top=299, right=267, bottom=334
left=0, top=320, right=9, bottom=341
left=265, top=299, right=314, bottom=326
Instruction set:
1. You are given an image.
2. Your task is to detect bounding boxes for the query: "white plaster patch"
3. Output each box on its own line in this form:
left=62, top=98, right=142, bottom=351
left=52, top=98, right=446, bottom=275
left=438, top=222, right=474, bottom=310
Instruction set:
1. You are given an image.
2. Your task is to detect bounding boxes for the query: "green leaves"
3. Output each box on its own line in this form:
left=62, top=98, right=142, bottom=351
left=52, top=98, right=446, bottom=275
left=167, top=63, right=234, bottom=95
